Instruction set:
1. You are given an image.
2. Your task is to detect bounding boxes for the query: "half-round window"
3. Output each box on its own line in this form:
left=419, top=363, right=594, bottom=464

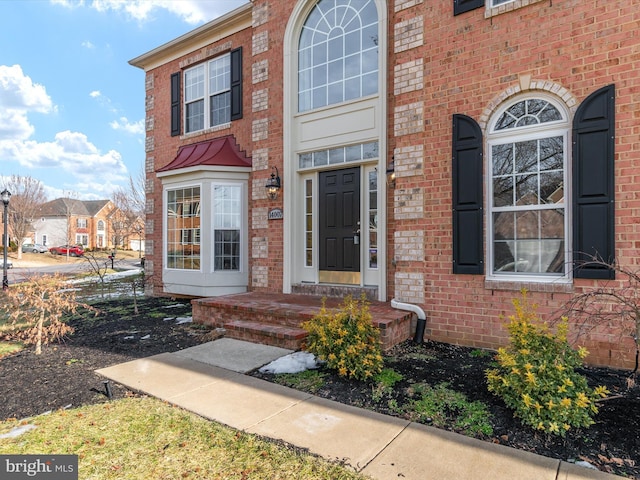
left=492, top=99, right=563, bottom=131
left=298, top=0, right=378, bottom=112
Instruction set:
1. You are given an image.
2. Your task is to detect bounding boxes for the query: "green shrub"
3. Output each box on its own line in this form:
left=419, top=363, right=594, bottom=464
left=486, top=291, right=609, bottom=437
left=302, top=295, right=383, bottom=381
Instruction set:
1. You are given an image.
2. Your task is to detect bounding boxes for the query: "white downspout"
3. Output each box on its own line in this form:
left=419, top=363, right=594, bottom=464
left=391, top=299, right=427, bottom=344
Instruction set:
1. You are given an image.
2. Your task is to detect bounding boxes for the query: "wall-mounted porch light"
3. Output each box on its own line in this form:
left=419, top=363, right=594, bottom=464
left=265, top=166, right=281, bottom=200
left=386, top=159, right=396, bottom=188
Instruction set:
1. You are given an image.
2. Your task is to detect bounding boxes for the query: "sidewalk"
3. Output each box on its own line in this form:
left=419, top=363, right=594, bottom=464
left=96, top=338, right=620, bottom=480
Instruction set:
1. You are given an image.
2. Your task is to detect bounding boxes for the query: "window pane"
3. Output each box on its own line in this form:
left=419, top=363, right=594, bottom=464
left=210, top=91, right=231, bottom=126
left=297, top=0, right=378, bottom=112
left=213, top=185, right=241, bottom=271
left=186, top=100, right=204, bottom=133
left=166, top=186, right=201, bottom=270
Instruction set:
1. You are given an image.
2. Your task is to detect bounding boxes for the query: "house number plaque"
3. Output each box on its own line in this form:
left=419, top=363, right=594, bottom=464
left=268, top=208, right=283, bottom=220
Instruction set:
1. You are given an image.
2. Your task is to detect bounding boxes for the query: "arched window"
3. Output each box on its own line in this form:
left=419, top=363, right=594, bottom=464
left=488, top=96, right=569, bottom=278
left=97, top=220, right=105, bottom=231
left=298, top=0, right=378, bottom=112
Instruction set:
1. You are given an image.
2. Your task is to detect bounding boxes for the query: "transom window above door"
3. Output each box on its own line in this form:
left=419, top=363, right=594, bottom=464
left=298, top=0, right=379, bottom=112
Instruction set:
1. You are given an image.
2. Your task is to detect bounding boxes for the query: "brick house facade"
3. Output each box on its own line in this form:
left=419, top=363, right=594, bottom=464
left=35, top=198, right=120, bottom=250
left=131, top=0, right=639, bottom=369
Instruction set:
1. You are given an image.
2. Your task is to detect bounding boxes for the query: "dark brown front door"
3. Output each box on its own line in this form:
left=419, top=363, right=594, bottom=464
left=319, top=167, right=360, bottom=284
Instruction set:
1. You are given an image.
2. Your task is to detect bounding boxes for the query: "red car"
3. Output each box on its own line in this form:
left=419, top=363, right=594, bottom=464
left=49, top=244, right=85, bottom=257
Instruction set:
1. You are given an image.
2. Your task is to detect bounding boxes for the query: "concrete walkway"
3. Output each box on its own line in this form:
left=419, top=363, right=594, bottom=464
left=97, top=338, right=621, bottom=480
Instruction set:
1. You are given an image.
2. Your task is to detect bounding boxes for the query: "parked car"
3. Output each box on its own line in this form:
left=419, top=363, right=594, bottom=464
left=21, top=243, right=48, bottom=253
left=49, top=244, right=85, bottom=257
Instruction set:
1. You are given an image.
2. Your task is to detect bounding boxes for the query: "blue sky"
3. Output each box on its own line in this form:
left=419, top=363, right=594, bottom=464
left=0, top=0, right=246, bottom=201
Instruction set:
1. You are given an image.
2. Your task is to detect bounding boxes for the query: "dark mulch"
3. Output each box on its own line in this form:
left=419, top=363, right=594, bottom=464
left=0, top=297, right=206, bottom=421
left=1, top=296, right=638, bottom=478
left=253, top=341, right=640, bottom=479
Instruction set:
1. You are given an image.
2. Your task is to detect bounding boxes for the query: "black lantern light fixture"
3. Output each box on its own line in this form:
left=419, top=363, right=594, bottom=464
left=1, top=188, right=11, bottom=290
left=386, top=158, right=396, bottom=188
left=265, top=166, right=281, bottom=200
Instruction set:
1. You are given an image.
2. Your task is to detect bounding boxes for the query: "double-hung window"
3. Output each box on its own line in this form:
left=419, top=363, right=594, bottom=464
left=167, top=186, right=201, bottom=270
left=213, top=184, right=241, bottom=271
left=185, top=55, right=231, bottom=133
left=488, top=97, right=569, bottom=278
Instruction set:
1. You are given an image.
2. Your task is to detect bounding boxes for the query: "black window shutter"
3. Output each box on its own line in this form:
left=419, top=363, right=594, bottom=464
left=452, top=114, right=484, bottom=274
left=454, top=0, right=484, bottom=16
left=170, top=72, right=181, bottom=137
left=572, top=84, right=615, bottom=279
left=230, top=47, right=243, bottom=121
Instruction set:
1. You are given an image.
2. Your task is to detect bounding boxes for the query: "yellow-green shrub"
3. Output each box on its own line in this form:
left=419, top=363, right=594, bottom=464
left=486, top=291, right=609, bottom=437
left=302, top=296, right=383, bottom=381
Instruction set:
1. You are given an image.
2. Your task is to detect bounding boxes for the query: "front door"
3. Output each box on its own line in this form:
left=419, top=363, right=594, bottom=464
left=319, top=167, right=361, bottom=284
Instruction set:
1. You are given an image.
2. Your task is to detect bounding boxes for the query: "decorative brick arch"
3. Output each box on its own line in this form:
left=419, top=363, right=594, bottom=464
left=478, top=77, right=578, bottom=131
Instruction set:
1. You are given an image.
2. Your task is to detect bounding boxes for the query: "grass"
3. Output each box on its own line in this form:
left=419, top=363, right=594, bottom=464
left=0, top=397, right=369, bottom=480
left=273, top=370, right=327, bottom=393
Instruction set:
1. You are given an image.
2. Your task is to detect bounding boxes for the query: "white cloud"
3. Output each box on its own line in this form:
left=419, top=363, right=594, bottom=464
left=82, top=40, right=96, bottom=49
left=0, top=65, right=55, bottom=141
left=51, top=0, right=242, bottom=24
left=110, top=117, right=144, bottom=135
left=0, top=65, right=53, bottom=112
left=89, top=90, right=101, bottom=98
left=0, top=131, right=128, bottom=185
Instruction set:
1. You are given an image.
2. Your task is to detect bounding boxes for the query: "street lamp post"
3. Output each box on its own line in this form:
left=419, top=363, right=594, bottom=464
left=1, top=189, right=11, bottom=290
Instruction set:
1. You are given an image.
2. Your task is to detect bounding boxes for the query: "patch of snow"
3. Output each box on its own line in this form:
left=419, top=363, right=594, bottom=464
left=140, top=334, right=151, bottom=340
left=259, top=351, right=318, bottom=374
left=574, top=460, right=598, bottom=470
left=162, top=304, right=187, bottom=309
left=0, top=424, right=37, bottom=439
left=175, top=316, right=192, bottom=324
left=123, top=336, right=135, bottom=340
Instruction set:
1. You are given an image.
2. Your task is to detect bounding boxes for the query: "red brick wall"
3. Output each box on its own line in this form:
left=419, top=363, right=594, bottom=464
left=388, top=0, right=639, bottom=369
left=145, top=0, right=639, bottom=369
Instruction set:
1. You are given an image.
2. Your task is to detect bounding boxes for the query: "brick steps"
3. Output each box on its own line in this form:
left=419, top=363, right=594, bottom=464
left=192, top=292, right=416, bottom=351
left=224, top=319, right=307, bottom=350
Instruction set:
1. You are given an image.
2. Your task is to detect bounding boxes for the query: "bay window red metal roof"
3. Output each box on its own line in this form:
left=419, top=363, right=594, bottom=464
left=157, top=135, right=251, bottom=172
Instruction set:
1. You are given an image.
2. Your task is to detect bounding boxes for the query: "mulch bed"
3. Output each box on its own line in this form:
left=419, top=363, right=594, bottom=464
left=254, top=340, right=640, bottom=478
left=1, top=296, right=638, bottom=478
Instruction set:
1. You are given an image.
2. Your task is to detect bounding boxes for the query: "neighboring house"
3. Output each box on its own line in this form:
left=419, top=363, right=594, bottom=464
left=34, top=198, right=120, bottom=250
left=130, top=0, right=638, bottom=368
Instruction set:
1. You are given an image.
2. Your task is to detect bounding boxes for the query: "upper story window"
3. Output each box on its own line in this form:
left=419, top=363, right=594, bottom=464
left=184, top=55, right=231, bottom=133
left=97, top=220, right=105, bottom=231
left=488, top=97, right=569, bottom=279
left=298, top=0, right=378, bottom=112
left=77, top=218, right=87, bottom=228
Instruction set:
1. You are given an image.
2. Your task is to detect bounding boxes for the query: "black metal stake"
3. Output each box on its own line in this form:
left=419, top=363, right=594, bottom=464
left=103, top=380, right=113, bottom=399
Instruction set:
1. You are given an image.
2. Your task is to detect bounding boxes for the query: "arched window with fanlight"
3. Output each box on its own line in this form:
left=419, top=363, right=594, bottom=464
left=297, top=0, right=378, bottom=112
left=488, top=96, right=570, bottom=279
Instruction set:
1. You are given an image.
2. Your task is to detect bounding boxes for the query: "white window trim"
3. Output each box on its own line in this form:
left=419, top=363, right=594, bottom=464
left=184, top=54, right=231, bottom=134
left=212, top=181, right=244, bottom=273
left=165, top=183, right=202, bottom=272
left=486, top=95, right=572, bottom=284
left=485, top=0, right=546, bottom=19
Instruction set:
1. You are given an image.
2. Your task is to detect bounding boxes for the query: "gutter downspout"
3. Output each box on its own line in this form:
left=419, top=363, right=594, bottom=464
left=391, top=299, right=427, bottom=344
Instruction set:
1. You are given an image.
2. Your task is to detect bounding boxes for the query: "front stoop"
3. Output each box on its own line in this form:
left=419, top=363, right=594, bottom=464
left=191, top=292, right=416, bottom=351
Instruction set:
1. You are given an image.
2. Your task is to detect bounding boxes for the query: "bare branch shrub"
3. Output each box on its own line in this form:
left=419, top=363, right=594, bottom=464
left=0, top=273, right=95, bottom=354
left=560, top=258, right=640, bottom=384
